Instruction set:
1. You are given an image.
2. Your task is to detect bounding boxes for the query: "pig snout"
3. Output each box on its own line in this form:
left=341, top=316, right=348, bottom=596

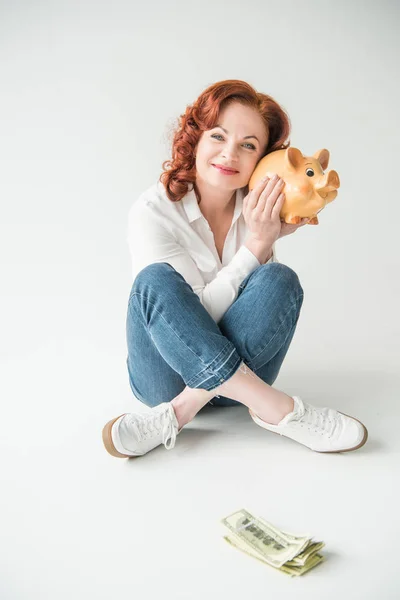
left=315, top=170, right=340, bottom=197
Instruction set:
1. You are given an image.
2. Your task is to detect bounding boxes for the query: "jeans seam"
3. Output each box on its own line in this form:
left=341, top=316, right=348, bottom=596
left=250, top=295, right=303, bottom=365
left=129, top=291, right=236, bottom=377
left=188, top=347, right=240, bottom=388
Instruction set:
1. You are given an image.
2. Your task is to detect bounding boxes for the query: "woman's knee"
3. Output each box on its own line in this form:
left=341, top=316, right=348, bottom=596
left=131, top=262, right=176, bottom=294
left=135, top=262, right=174, bottom=283
left=261, top=262, right=304, bottom=298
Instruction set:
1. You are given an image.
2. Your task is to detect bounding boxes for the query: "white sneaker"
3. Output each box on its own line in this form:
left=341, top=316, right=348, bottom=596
left=102, top=402, right=180, bottom=458
left=249, top=395, right=368, bottom=453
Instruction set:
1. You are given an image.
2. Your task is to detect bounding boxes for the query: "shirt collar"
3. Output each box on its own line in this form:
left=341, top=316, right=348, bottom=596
left=181, top=183, right=245, bottom=225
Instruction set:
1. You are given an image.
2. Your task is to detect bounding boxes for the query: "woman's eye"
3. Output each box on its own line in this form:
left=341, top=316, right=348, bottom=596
left=210, top=133, right=255, bottom=150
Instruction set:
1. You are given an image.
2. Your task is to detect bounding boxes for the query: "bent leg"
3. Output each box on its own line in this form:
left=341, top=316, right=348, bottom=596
left=126, top=262, right=243, bottom=407
left=211, top=262, right=304, bottom=406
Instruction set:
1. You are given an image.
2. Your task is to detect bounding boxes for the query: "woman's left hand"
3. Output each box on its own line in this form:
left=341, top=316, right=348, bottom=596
left=278, top=217, right=310, bottom=239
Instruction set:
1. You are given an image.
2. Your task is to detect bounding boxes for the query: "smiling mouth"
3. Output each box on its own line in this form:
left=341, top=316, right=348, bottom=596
left=212, top=164, right=239, bottom=173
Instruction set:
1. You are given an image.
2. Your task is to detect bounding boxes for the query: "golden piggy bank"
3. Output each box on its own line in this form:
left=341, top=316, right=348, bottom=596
left=248, top=148, right=340, bottom=225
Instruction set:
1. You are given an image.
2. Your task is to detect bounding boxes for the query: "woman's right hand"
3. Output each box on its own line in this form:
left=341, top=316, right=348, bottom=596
left=243, top=174, right=286, bottom=247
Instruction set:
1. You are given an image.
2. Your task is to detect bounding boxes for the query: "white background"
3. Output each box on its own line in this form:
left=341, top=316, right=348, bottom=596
left=1, top=1, right=399, bottom=598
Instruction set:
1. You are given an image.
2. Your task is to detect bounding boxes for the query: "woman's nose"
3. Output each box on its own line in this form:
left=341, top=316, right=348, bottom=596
left=222, top=145, right=239, bottom=160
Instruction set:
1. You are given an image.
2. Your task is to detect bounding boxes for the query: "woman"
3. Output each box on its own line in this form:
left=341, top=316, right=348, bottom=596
left=102, top=79, right=368, bottom=458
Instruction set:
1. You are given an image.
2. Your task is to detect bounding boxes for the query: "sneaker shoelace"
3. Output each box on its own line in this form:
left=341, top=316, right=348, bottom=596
left=241, top=361, right=341, bottom=440
left=128, top=407, right=177, bottom=450
left=295, top=402, right=341, bottom=439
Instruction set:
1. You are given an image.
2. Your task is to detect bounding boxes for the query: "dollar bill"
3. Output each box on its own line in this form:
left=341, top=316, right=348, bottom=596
left=221, top=509, right=309, bottom=568
left=223, top=533, right=325, bottom=577
left=257, top=516, right=325, bottom=566
left=221, top=509, right=325, bottom=576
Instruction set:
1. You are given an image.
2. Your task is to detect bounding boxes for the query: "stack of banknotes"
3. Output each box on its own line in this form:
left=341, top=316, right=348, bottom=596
left=221, top=508, right=325, bottom=577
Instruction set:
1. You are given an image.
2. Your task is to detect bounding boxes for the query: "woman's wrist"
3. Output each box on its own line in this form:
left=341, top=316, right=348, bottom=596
left=245, top=237, right=273, bottom=264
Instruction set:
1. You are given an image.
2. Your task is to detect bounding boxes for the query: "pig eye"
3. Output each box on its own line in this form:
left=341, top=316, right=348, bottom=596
left=306, top=168, right=315, bottom=177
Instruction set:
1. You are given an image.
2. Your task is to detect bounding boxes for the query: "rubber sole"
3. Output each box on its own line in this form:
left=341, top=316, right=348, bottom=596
left=249, top=408, right=369, bottom=453
left=320, top=411, right=369, bottom=453
left=102, top=413, right=137, bottom=458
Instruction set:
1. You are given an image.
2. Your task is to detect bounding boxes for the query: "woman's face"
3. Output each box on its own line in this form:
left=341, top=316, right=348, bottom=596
left=194, top=102, right=269, bottom=190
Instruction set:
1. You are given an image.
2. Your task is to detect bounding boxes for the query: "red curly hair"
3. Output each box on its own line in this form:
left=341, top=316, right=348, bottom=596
left=159, top=79, right=291, bottom=204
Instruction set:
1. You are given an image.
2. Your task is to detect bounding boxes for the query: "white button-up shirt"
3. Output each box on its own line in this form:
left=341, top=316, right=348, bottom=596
left=127, top=180, right=278, bottom=324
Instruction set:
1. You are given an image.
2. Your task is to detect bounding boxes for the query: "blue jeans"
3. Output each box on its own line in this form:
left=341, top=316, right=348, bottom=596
left=126, top=262, right=304, bottom=408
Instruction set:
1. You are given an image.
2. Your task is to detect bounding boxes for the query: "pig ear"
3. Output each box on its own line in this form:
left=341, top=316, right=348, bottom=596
left=313, top=149, right=330, bottom=170
left=285, top=147, right=304, bottom=171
